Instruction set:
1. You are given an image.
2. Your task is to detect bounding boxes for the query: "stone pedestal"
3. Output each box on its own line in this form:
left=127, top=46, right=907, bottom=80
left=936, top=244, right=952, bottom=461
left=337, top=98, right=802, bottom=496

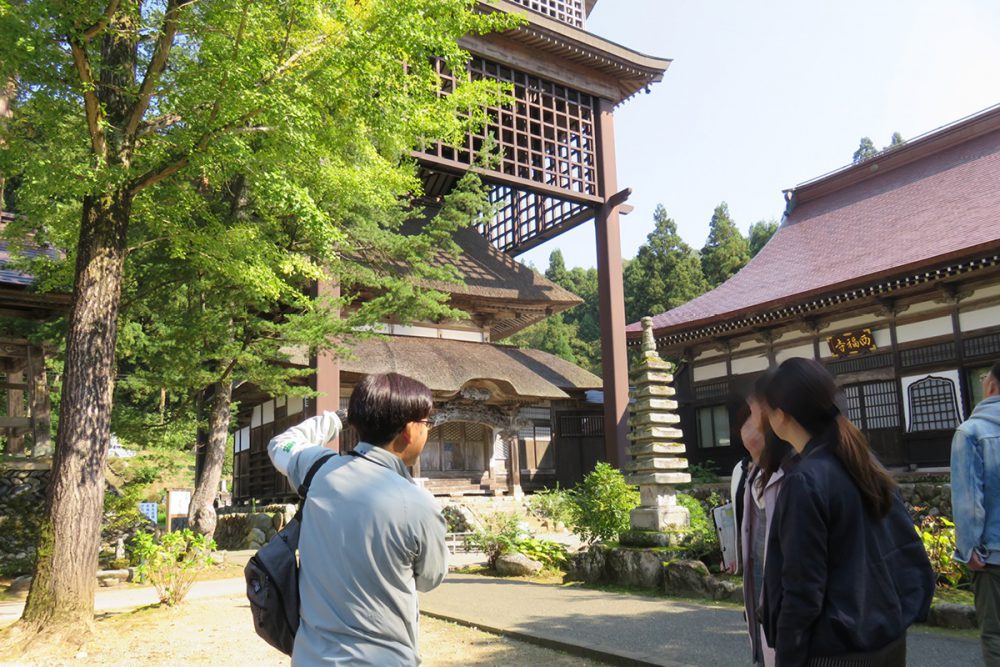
left=620, top=317, right=689, bottom=545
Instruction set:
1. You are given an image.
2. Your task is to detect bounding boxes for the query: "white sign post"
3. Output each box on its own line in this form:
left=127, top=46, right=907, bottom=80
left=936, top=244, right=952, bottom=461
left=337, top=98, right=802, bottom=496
left=165, top=489, right=192, bottom=532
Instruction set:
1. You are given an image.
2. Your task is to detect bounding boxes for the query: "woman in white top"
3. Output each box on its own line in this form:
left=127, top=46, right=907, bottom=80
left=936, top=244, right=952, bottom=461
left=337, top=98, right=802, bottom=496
left=730, top=388, right=793, bottom=667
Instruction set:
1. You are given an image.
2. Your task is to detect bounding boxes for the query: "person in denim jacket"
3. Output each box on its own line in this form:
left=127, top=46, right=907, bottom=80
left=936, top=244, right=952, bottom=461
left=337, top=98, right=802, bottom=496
left=951, top=361, right=1000, bottom=666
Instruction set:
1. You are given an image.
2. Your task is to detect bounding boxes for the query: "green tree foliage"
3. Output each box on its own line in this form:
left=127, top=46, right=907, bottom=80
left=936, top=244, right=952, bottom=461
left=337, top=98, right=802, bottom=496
left=853, top=136, right=879, bottom=163
left=0, top=0, right=517, bottom=628
left=624, top=204, right=709, bottom=322
left=507, top=250, right=601, bottom=373
left=700, top=202, right=750, bottom=287
left=853, top=132, right=904, bottom=163
left=747, top=218, right=779, bottom=257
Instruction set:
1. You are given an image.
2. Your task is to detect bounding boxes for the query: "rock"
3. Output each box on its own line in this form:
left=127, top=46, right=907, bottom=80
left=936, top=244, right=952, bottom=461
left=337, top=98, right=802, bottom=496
left=250, top=513, right=274, bottom=533
left=271, top=513, right=285, bottom=531
left=663, top=559, right=714, bottom=598
left=246, top=527, right=267, bottom=547
left=496, top=553, right=544, bottom=577
left=605, top=548, right=666, bottom=589
left=97, top=569, right=129, bottom=587
left=711, top=578, right=744, bottom=604
left=563, top=548, right=607, bottom=583
left=246, top=540, right=263, bottom=551
left=127, top=567, right=140, bottom=582
left=927, top=603, right=978, bottom=630
left=210, top=551, right=226, bottom=566
left=442, top=504, right=480, bottom=533
left=7, top=575, right=32, bottom=596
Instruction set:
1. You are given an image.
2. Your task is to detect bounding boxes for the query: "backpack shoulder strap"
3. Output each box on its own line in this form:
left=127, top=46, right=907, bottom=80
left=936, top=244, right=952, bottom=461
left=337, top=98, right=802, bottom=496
left=297, top=451, right=336, bottom=500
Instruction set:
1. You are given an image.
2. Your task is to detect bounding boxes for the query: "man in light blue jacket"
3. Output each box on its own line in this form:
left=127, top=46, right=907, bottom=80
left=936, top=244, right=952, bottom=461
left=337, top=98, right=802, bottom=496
left=269, top=372, right=448, bottom=666
left=952, top=362, right=1000, bottom=666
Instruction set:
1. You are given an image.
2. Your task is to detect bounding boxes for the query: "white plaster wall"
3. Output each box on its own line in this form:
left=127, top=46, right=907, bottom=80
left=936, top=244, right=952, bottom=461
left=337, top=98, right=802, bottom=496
left=251, top=405, right=262, bottom=428
left=895, top=316, right=953, bottom=344
left=693, top=361, right=728, bottom=382
left=693, top=349, right=725, bottom=363
left=900, top=300, right=945, bottom=316
left=969, top=284, right=1000, bottom=300
left=287, top=395, right=304, bottom=416
left=392, top=324, right=441, bottom=338
left=439, top=329, right=485, bottom=343
left=262, top=400, right=275, bottom=425
left=776, top=343, right=815, bottom=364
left=873, top=327, right=892, bottom=349
left=731, top=354, right=769, bottom=375
left=820, top=315, right=883, bottom=333
left=960, top=303, right=1000, bottom=334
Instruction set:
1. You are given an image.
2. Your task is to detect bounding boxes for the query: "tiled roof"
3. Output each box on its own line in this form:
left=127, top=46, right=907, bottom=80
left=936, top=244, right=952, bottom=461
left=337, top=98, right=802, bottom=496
left=628, top=107, right=1000, bottom=337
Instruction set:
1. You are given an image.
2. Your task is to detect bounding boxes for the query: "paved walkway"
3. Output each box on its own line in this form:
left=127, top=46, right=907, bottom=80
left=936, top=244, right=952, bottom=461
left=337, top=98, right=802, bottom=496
left=420, top=573, right=984, bottom=667
left=2, top=572, right=982, bottom=666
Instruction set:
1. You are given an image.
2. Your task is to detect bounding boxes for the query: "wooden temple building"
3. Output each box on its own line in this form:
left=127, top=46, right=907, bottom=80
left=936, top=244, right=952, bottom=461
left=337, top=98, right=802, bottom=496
left=231, top=0, right=671, bottom=501
left=0, top=212, right=63, bottom=457
left=627, top=104, right=1000, bottom=474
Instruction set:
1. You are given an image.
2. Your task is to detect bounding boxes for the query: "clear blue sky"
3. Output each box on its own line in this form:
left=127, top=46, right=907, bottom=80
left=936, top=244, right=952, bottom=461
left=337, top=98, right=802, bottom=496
left=518, top=0, right=1000, bottom=270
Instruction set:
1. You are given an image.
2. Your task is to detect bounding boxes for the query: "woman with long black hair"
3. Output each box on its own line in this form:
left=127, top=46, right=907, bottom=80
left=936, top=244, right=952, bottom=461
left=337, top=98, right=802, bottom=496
left=758, top=358, right=934, bottom=667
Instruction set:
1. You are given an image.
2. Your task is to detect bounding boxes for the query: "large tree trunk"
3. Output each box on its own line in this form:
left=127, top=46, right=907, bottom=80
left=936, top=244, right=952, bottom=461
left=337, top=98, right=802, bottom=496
left=188, top=381, right=232, bottom=539
left=0, top=77, right=15, bottom=210
left=21, top=192, right=131, bottom=628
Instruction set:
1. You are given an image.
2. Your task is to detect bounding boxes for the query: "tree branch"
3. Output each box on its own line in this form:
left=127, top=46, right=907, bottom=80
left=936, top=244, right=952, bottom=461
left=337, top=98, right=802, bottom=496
left=128, top=110, right=264, bottom=195
left=82, top=0, right=121, bottom=42
left=69, top=40, right=106, bottom=160
left=124, top=0, right=196, bottom=139
left=136, top=112, right=183, bottom=138
left=263, top=35, right=329, bottom=87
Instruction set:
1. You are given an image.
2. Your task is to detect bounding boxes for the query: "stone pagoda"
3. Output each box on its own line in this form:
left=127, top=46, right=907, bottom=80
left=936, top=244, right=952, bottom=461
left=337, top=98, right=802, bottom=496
left=621, top=317, right=690, bottom=544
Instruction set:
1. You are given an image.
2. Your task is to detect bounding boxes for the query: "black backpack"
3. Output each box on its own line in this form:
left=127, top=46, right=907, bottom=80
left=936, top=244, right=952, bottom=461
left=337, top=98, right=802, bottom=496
left=245, top=451, right=336, bottom=655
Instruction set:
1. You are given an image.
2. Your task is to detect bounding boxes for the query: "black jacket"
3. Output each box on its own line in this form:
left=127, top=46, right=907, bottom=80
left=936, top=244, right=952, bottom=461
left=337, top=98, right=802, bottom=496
left=760, top=430, right=935, bottom=667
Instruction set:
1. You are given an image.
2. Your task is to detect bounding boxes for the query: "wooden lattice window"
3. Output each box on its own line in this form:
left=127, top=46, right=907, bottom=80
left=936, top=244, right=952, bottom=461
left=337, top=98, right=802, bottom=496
left=508, top=0, right=585, bottom=27
left=559, top=414, right=603, bottom=437
left=907, top=376, right=960, bottom=432
left=843, top=381, right=900, bottom=431
left=419, top=57, right=600, bottom=253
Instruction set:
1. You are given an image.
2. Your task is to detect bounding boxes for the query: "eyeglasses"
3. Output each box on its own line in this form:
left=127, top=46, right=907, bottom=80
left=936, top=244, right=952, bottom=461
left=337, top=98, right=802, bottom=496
left=415, top=419, right=433, bottom=427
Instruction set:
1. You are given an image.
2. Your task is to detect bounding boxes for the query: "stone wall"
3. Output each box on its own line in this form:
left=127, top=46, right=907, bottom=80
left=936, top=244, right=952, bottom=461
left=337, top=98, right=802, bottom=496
left=0, top=458, right=51, bottom=576
left=691, top=474, right=954, bottom=519
left=214, top=504, right=296, bottom=550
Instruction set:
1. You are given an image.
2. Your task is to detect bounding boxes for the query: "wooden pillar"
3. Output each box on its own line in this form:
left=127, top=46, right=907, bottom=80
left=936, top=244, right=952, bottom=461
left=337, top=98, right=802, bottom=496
left=6, top=369, right=24, bottom=454
left=594, top=97, right=629, bottom=468
left=27, top=346, right=51, bottom=456
left=312, top=279, right=341, bottom=448
left=502, top=428, right=523, bottom=497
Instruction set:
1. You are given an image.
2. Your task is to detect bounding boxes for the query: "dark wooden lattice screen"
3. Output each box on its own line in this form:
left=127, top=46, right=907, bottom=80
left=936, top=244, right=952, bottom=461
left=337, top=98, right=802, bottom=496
left=507, top=0, right=585, bottom=27
left=907, top=376, right=960, bottom=432
left=844, top=381, right=900, bottom=431
left=418, top=56, right=601, bottom=255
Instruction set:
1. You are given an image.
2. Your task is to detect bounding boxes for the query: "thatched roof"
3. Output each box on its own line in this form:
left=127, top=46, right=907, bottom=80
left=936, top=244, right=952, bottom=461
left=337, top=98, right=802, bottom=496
left=339, top=335, right=601, bottom=400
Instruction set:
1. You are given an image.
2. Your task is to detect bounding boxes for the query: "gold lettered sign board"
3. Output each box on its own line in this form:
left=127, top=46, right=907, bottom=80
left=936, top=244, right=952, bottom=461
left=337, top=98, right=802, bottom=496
left=827, top=328, right=877, bottom=357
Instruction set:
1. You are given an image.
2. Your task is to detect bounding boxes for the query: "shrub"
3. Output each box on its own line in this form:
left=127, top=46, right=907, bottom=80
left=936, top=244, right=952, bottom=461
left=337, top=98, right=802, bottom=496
left=514, top=536, right=568, bottom=570
left=526, top=485, right=574, bottom=526
left=676, top=492, right=720, bottom=561
left=469, top=512, right=525, bottom=570
left=682, top=461, right=721, bottom=486
left=568, top=462, right=640, bottom=544
left=916, top=515, right=966, bottom=588
left=131, top=529, right=216, bottom=605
